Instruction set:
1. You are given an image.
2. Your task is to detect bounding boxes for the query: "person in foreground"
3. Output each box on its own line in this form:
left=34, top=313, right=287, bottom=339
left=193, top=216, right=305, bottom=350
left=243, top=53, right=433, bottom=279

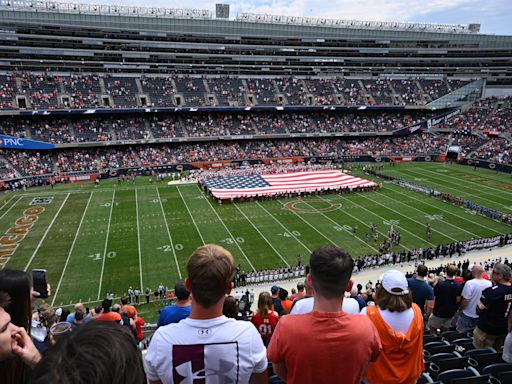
left=267, top=245, right=382, bottom=384
left=145, top=244, right=267, bottom=384
left=32, top=321, right=146, bottom=384
left=362, top=270, right=424, bottom=384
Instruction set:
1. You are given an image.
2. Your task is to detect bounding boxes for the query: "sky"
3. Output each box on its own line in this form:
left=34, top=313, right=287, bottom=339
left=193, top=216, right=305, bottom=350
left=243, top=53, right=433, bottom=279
left=68, top=0, right=512, bottom=35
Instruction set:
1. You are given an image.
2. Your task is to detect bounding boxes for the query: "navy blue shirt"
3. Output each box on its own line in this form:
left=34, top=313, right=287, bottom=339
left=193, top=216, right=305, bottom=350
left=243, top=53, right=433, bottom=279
left=433, top=279, right=462, bottom=318
left=477, top=284, right=512, bottom=335
left=157, top=304, right=191, bottom=328
left=408, top=278, right=434, bottom=313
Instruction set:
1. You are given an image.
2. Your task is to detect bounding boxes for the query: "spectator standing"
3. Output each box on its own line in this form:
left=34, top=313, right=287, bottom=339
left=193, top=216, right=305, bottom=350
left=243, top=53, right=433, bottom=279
left=427, top=264, right=462, bottom=334
left=456, top=264, right=492, bottom=332
left=145, top=244, right=267, bottom=384
left=363, top=270, right=424, bottom=384
left=473, top=263, right=512, bottom=349
left=271, top=285, right=283, bottom=316
left=157, top=279, right=191, bottom=328
left=251, top=292, right=279, bottom=346
left=145, top=288, right=151, bottom=304
left=134, top=288, right=140, bottom=304
left=289, top=282, right=305, bottom=301
left=267, top=245, right=382, bottom=384
left=407, top=265, right=434, bottom=319
left=95, top=299, right=122, bottom=322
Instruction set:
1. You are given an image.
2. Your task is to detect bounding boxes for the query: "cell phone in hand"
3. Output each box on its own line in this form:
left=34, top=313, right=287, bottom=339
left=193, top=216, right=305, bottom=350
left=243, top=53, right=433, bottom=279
left=32, top=269, right=48, bottom=299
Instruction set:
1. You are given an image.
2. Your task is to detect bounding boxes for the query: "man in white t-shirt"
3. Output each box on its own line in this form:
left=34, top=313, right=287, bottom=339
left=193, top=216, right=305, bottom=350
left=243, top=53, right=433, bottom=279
left=456, top=264, right=492, bottom=333
left=290, top=288, right=360, bottom=314
left=145, top=244, right=267, bottom=384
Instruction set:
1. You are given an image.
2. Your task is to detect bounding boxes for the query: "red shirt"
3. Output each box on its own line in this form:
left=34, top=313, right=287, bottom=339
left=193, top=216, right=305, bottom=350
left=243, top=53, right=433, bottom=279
left=251, top=311, right=279, bottom=344
left=135, top=316, right=145, bottom=341
left=268, top=311, right=382, bottom=384
left=95, top=312, right=122, bottom=322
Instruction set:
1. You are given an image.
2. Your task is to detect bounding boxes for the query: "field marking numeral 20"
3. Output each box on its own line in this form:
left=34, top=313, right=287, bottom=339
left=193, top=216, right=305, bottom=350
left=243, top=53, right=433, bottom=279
left=88, top=251, right=116, bottom=260
left=161, top=244, right=183, bottom=252
left=333, top=225, right=352, bottom=231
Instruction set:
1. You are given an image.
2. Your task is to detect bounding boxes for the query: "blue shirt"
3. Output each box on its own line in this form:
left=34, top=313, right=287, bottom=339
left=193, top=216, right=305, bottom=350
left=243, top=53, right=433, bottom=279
left=157, top=304, right=191, bottom=327
left=407, top=278, right=434, bottom=313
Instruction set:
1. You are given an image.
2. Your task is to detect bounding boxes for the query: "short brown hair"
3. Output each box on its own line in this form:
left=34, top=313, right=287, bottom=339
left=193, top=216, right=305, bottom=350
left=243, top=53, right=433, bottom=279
left=446, top=264, right=459, bottom=278
left=309, top=245, right=354, bottom=300
left=187, top=244, right=234, bottom=308
left=417, top=265, right=428, bottom=277
left=374, top=285, right=413, bottom=312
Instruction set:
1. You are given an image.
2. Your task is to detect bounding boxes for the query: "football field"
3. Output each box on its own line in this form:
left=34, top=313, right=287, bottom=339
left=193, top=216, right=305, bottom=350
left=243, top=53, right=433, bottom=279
left=0, top=162, right=511, bottom=308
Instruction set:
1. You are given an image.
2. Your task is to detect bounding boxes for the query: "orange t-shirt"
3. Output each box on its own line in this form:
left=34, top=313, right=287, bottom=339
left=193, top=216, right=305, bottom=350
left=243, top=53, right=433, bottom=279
left=267, top=311, right=382, bottom=384
left=364, top=304, right=424, bottom=384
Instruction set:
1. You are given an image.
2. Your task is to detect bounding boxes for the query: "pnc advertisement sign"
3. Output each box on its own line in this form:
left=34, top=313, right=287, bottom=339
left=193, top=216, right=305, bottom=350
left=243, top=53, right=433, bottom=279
left=0, top=135, right=55, bottom=150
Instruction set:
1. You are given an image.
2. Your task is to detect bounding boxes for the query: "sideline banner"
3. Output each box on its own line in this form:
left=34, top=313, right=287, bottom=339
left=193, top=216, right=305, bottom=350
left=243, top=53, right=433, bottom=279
left=0, top=135, right=55, bottom=150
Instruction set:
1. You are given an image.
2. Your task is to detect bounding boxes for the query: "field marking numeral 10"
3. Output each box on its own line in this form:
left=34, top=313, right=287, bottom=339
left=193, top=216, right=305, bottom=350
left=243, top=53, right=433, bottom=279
left=161, top=244, right=183, bottom=252
left=88, top=251, right=116, bottom=260
left=279, top=231, right=301, bottom=237
left=220, top=237, right=245, bottom=245
left=333, top=225, right=352, bottom=231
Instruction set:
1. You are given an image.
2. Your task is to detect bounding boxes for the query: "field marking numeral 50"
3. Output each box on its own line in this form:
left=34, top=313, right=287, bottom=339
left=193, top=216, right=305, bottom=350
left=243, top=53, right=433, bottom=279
left=88, top=251, right=116, bottom=260
left=220, top=237, right=245, bottom=245
left=333, top=225, right=352, bottom=231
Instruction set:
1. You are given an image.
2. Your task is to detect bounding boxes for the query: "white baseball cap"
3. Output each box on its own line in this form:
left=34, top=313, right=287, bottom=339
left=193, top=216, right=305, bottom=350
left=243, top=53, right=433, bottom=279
left=381, top=270, right=409, bottom=296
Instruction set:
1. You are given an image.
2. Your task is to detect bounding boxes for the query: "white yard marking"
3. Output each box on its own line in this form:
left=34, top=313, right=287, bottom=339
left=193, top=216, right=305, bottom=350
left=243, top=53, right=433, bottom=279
left=256, top=201, right=311, bottom=254
left=197, top=186, right=256, bottom=272
left=52, top=192, right=94, bottom=306
left=233, top=203, right=290, bottom=267
left=135, top=189, right=144, bottom=291
left=386, top=185, right=502, bottom=236
left=0, top=194, right=16, bottom=211
left=0, top=195, right=23, bottom=221
left=330, top=195, right=412, bottom=252
left=156, top=187, right=182, bottom=279
left=356, top=193, right=448, bottom=245
left=176, top=185, right=205, bottom=245
left=97, top=191, right=116, bottom=300
left=24, top=194, right=70, bottom=271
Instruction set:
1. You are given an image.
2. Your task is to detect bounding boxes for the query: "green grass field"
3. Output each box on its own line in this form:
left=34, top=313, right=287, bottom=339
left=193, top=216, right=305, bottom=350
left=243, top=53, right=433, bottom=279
left=1, top=162, right=511, bottom=314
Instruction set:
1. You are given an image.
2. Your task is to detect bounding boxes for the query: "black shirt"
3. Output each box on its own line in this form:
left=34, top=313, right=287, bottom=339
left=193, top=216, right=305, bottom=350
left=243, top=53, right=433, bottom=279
left=433, top=279, right=462, bottom=318
left=477, top=283, right=512, bottom=335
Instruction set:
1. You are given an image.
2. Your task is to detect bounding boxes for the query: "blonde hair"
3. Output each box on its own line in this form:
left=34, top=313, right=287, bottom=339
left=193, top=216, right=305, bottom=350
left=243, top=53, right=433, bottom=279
left=187, top=244, right=234, bottom=308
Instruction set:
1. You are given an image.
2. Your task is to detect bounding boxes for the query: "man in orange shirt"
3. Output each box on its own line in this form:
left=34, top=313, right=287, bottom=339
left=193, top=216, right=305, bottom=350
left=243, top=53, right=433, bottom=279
left=94, top=299, right=121, bottom=322
left=289, top=282, right=306, bottom=301
left=268, top=245, right=382, bottom=384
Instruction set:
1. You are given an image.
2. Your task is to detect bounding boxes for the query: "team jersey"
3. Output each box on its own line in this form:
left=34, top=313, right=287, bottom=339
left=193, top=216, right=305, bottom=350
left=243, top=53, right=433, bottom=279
left=477, top=283, right=512, bottom=335
left=251, top=311, right=279, bottom=344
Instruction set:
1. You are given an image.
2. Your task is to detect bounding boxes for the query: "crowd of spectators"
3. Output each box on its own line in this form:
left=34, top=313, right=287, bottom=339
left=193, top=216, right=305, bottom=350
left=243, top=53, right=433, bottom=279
left=0, top=73, right=477, bottom=110
left=471, top=137, right=511, bottom=164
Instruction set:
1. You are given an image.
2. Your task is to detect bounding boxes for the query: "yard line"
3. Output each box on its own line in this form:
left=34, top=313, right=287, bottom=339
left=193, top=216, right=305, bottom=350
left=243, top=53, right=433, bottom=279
left=404, top=168, right=508, bottom=206
left=386, top=184, right=503, bottom=235
left=176, top=185, right=205, bottom=245
left=327, top=195, right=411, bottom=252
left=377, top=190, right=481, bottom=238
left=356, top=193, right=452, bottom=244
left=156, top=187, right=182, bottom=279
left=233, top=203, right=290, bottom=267
left=278, top=199, right=376, bottom=252
left=0, top=194, right=15, bottom=211
left=24, top=193, right=70, bottom=271
left=256, top=201, right=311, bottom=254
left=135, top=189, right=144, bottom=292
left=97, top=191, right=116, bottom=300
left=298, top=198, right=381, bottom=253
left=0, top=195, right=23, bottom=221
left=197, top=186, right=256, bottom=272
left=52, top=191, right=94, bottom=306
left=423, top=165, right=512, bottom=196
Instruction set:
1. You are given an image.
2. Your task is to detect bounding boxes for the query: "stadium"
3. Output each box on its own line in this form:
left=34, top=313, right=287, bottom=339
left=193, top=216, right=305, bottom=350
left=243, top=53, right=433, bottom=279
left=0, top=1, right=511, bottom=383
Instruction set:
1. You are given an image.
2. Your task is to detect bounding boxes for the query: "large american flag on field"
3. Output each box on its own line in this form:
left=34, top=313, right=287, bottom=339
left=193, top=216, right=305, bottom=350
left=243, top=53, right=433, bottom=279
left=201, top=169, right=379, bottom=199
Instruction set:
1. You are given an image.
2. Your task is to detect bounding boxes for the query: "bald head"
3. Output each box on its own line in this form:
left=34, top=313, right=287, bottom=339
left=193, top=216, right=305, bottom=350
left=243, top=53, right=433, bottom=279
left=472, top=264, right=484, bottom=278
left=75, top=303, right=84, bottom=312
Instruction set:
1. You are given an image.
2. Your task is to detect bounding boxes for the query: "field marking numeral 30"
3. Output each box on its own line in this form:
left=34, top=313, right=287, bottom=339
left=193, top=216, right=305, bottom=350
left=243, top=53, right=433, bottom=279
left=220, top=237, right=245, bottom=245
